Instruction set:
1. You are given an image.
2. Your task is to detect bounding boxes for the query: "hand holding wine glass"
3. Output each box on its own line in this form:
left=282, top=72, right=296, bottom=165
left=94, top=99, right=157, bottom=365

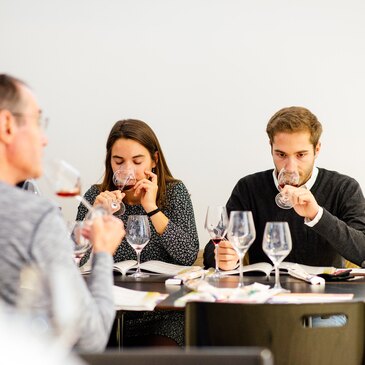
left=262, top=221, right=292, bottom=291
left=205, top=206, right=229, bottom=278
left=111, top=166, right=137, bottom=215
left=125, top=215, right=150, bottom=278
left=275, top=168, right=300, bottom=209
left=227, top=211, right=256, bottom=288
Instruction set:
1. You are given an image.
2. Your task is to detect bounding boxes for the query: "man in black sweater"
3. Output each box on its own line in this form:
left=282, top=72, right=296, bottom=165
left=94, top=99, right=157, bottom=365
left=204, top=106, right=365, bottom=270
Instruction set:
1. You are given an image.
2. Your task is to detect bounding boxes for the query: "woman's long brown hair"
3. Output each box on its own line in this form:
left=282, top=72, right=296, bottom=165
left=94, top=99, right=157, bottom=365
left=98, top=119, right=178, bottom=208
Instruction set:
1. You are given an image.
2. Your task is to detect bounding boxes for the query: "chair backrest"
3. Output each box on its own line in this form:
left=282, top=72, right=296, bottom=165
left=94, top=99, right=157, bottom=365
left=79, top=347, right=273, bottom=365
left=185, top=301, right=365, bottom=365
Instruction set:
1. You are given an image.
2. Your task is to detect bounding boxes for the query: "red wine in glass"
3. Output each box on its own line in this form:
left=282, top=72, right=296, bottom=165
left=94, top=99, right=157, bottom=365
left=46, top=160, right=94, bottom=212
left=205, top=206, right=229, bottom=278
left=115, top=182, right=135, bottom=192
left=56, top=188, right=81, bottom=198
left=122, top=183, right=135, bottom=191
left=278, top=183, right=299, bottom=190
left=111, top=168, right=137, bottom=214
left=275, top=168, right=300, bottom=209
left=212, top=238, right=222, bottom=245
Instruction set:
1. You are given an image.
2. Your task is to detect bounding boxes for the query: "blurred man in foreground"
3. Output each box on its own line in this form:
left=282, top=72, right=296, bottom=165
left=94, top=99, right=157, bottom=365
left=0, top=74, right=125, bottom=351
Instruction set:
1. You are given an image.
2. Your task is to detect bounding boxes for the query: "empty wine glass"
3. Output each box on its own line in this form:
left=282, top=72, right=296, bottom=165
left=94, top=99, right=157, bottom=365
left=227, top=211, right=256, bottom=288
left=262, top=221, right=292, bottom=291
left=125, top=215, right=151, bottom=278
left=205, top=206, right=229, bottom=279
left=45, top=159, right=95, bottom=213
left=20, top=179, right=42, bottom=195
left=69, top=221, right=92, bottom=265
left=17, top=264, right=82, bottom=349
left=275, top=168, right=300, bottom=209
left=111, top=166, right=137, bottom=215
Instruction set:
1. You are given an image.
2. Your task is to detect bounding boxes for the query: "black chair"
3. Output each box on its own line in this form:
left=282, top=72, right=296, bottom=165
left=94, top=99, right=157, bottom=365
left=185, top=301, right=365, bottom=365
left=80, top=347, right=273, bottom=365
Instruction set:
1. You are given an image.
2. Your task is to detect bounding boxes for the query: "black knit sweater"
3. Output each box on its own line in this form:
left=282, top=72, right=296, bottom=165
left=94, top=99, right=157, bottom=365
left=204, top=168, right=365, bottom=268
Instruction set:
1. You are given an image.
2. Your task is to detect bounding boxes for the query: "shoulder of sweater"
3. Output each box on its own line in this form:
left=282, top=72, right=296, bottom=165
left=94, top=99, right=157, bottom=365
left=236, top=169, right=274, bottom=185
left=0, top=183, right=59, bottom=218
left=317, top=167, right=359, bottom=184
left=85, top=184, right=101, bottom=196
left=166, top=180, right=186, bottom=192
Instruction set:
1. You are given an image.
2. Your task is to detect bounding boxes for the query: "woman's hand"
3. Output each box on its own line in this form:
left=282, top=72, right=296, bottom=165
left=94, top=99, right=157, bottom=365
left=93, top=190, right=125, bottom=214
left=133, top=170, right=158, bottom=212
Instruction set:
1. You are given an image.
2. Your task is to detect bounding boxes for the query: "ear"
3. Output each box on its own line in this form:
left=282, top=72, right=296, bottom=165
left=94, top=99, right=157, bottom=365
left=314, top=142, right=321, bottom=158
left=152, top=151, right=159, bottom=168
left=0, top=110, right=17, bottom=144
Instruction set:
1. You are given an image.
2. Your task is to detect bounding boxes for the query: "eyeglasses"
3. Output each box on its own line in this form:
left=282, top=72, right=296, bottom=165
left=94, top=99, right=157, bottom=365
left=12, top=112, right=49, bottom=131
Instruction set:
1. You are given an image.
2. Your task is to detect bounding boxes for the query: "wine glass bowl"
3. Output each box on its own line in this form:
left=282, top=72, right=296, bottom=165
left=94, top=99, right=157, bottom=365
left=69, top=221, right=92, bottom=265
left=45, top=159, right=94, bottom=212
left=227, top=211, right=256, bottom=288
left=50, top=159, right=82, bottom=198
left=205, top=206, right=229, bottom=279
left=111, top=167, right=137, bottom=214
left=275, top=168, right=300, bottom=209
left=125, top=215, right=151, bottom=278
left=262, top=221, right=292, bottom=291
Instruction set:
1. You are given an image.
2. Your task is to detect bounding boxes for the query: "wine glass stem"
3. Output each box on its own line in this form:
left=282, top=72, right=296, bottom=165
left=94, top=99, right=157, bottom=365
left=238, top=250, right=248, bottom=288
left=274, top=263, right=281, bottom=289
left=75, top=195, right=95, bottom=213
left=238, top=253, right=244, bottom=288
left=215, top=244, right=219, bottom=273
left=135, top=250, right=142, bottom=274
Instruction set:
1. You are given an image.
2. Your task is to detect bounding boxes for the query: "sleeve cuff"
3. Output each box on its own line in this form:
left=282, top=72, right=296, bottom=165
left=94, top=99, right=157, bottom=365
left=304, top=206, right=324, bottom=227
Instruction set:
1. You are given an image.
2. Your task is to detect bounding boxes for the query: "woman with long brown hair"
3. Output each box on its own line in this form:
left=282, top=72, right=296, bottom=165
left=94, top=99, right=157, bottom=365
left=77, top=119, right=199, bottom=346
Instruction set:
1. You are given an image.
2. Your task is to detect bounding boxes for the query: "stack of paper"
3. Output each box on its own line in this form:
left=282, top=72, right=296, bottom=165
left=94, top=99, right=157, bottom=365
left=113, top=285, right=167, bottom=311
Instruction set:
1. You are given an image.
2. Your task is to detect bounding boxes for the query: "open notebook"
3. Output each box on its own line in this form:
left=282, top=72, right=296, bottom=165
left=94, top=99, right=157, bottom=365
left=81, top=257, right=201, bottom=277
left=221, top=261, right=336, bottom=277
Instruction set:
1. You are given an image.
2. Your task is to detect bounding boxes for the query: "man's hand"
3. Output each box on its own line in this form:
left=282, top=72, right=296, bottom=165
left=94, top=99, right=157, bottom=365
left=217, top=240, right=239, bottom=271
left=90, top=215, right=125, bottom=255
left=282, top=185, right=320, bottom=220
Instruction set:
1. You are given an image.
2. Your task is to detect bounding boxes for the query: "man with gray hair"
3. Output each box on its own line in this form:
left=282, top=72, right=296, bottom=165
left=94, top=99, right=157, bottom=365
left=0, top=74, right=125, bottom=351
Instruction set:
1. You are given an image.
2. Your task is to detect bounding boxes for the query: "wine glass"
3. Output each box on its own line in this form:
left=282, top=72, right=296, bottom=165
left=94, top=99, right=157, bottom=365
left=69, top=221, right=92, bottom=265
left=125, top=215, right=151, bottom=278
left=205, top=206, right=229, bottom=279
left=21, top=179, right=42, bottom=195
left=227, top=211, right=256, bottom=288
left=17, top=264, right=82, bottom=349
left=262, top=221, right=292, bottom=291
left=45, top=159, right=95, bottom=213
left=275, top=168, right=300, bottom=209
left=111, top=166, right=137, bottom=215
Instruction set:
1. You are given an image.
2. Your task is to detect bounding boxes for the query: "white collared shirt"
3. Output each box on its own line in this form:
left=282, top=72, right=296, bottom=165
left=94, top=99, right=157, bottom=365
left=273, top=167, right=323, bottom=226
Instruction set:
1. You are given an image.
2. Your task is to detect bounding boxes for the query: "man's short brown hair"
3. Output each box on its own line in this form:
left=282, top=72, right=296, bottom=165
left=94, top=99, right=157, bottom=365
left=266, top=106, right=323, bottom=148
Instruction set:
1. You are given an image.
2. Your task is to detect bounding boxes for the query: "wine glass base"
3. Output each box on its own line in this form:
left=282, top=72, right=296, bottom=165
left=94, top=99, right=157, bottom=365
left=273, top=285, right=290, bottom=293
left=275, top=194, right=293, bottom=210
left=236, top=282, right=245, bottom=289
left=129, top=271, right=149, bottom=278
left=276, top=204, right=293, bottom=210
left=210, top=270, right=221, bottom=279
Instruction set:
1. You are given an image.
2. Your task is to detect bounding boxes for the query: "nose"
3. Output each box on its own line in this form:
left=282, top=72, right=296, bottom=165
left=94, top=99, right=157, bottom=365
left=285, top=157, right=297, bottom=172
left=42, top=132, right=48, bottom=147
left=124, top=161, right=134, bottom=170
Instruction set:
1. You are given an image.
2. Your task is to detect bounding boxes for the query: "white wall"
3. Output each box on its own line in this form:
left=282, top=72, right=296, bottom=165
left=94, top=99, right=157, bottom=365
left=1, top=0, right=365, bottom=246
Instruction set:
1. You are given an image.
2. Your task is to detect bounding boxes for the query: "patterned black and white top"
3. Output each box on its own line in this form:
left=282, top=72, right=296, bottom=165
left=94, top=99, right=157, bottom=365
left=76, top=181, right=199, bottom=265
